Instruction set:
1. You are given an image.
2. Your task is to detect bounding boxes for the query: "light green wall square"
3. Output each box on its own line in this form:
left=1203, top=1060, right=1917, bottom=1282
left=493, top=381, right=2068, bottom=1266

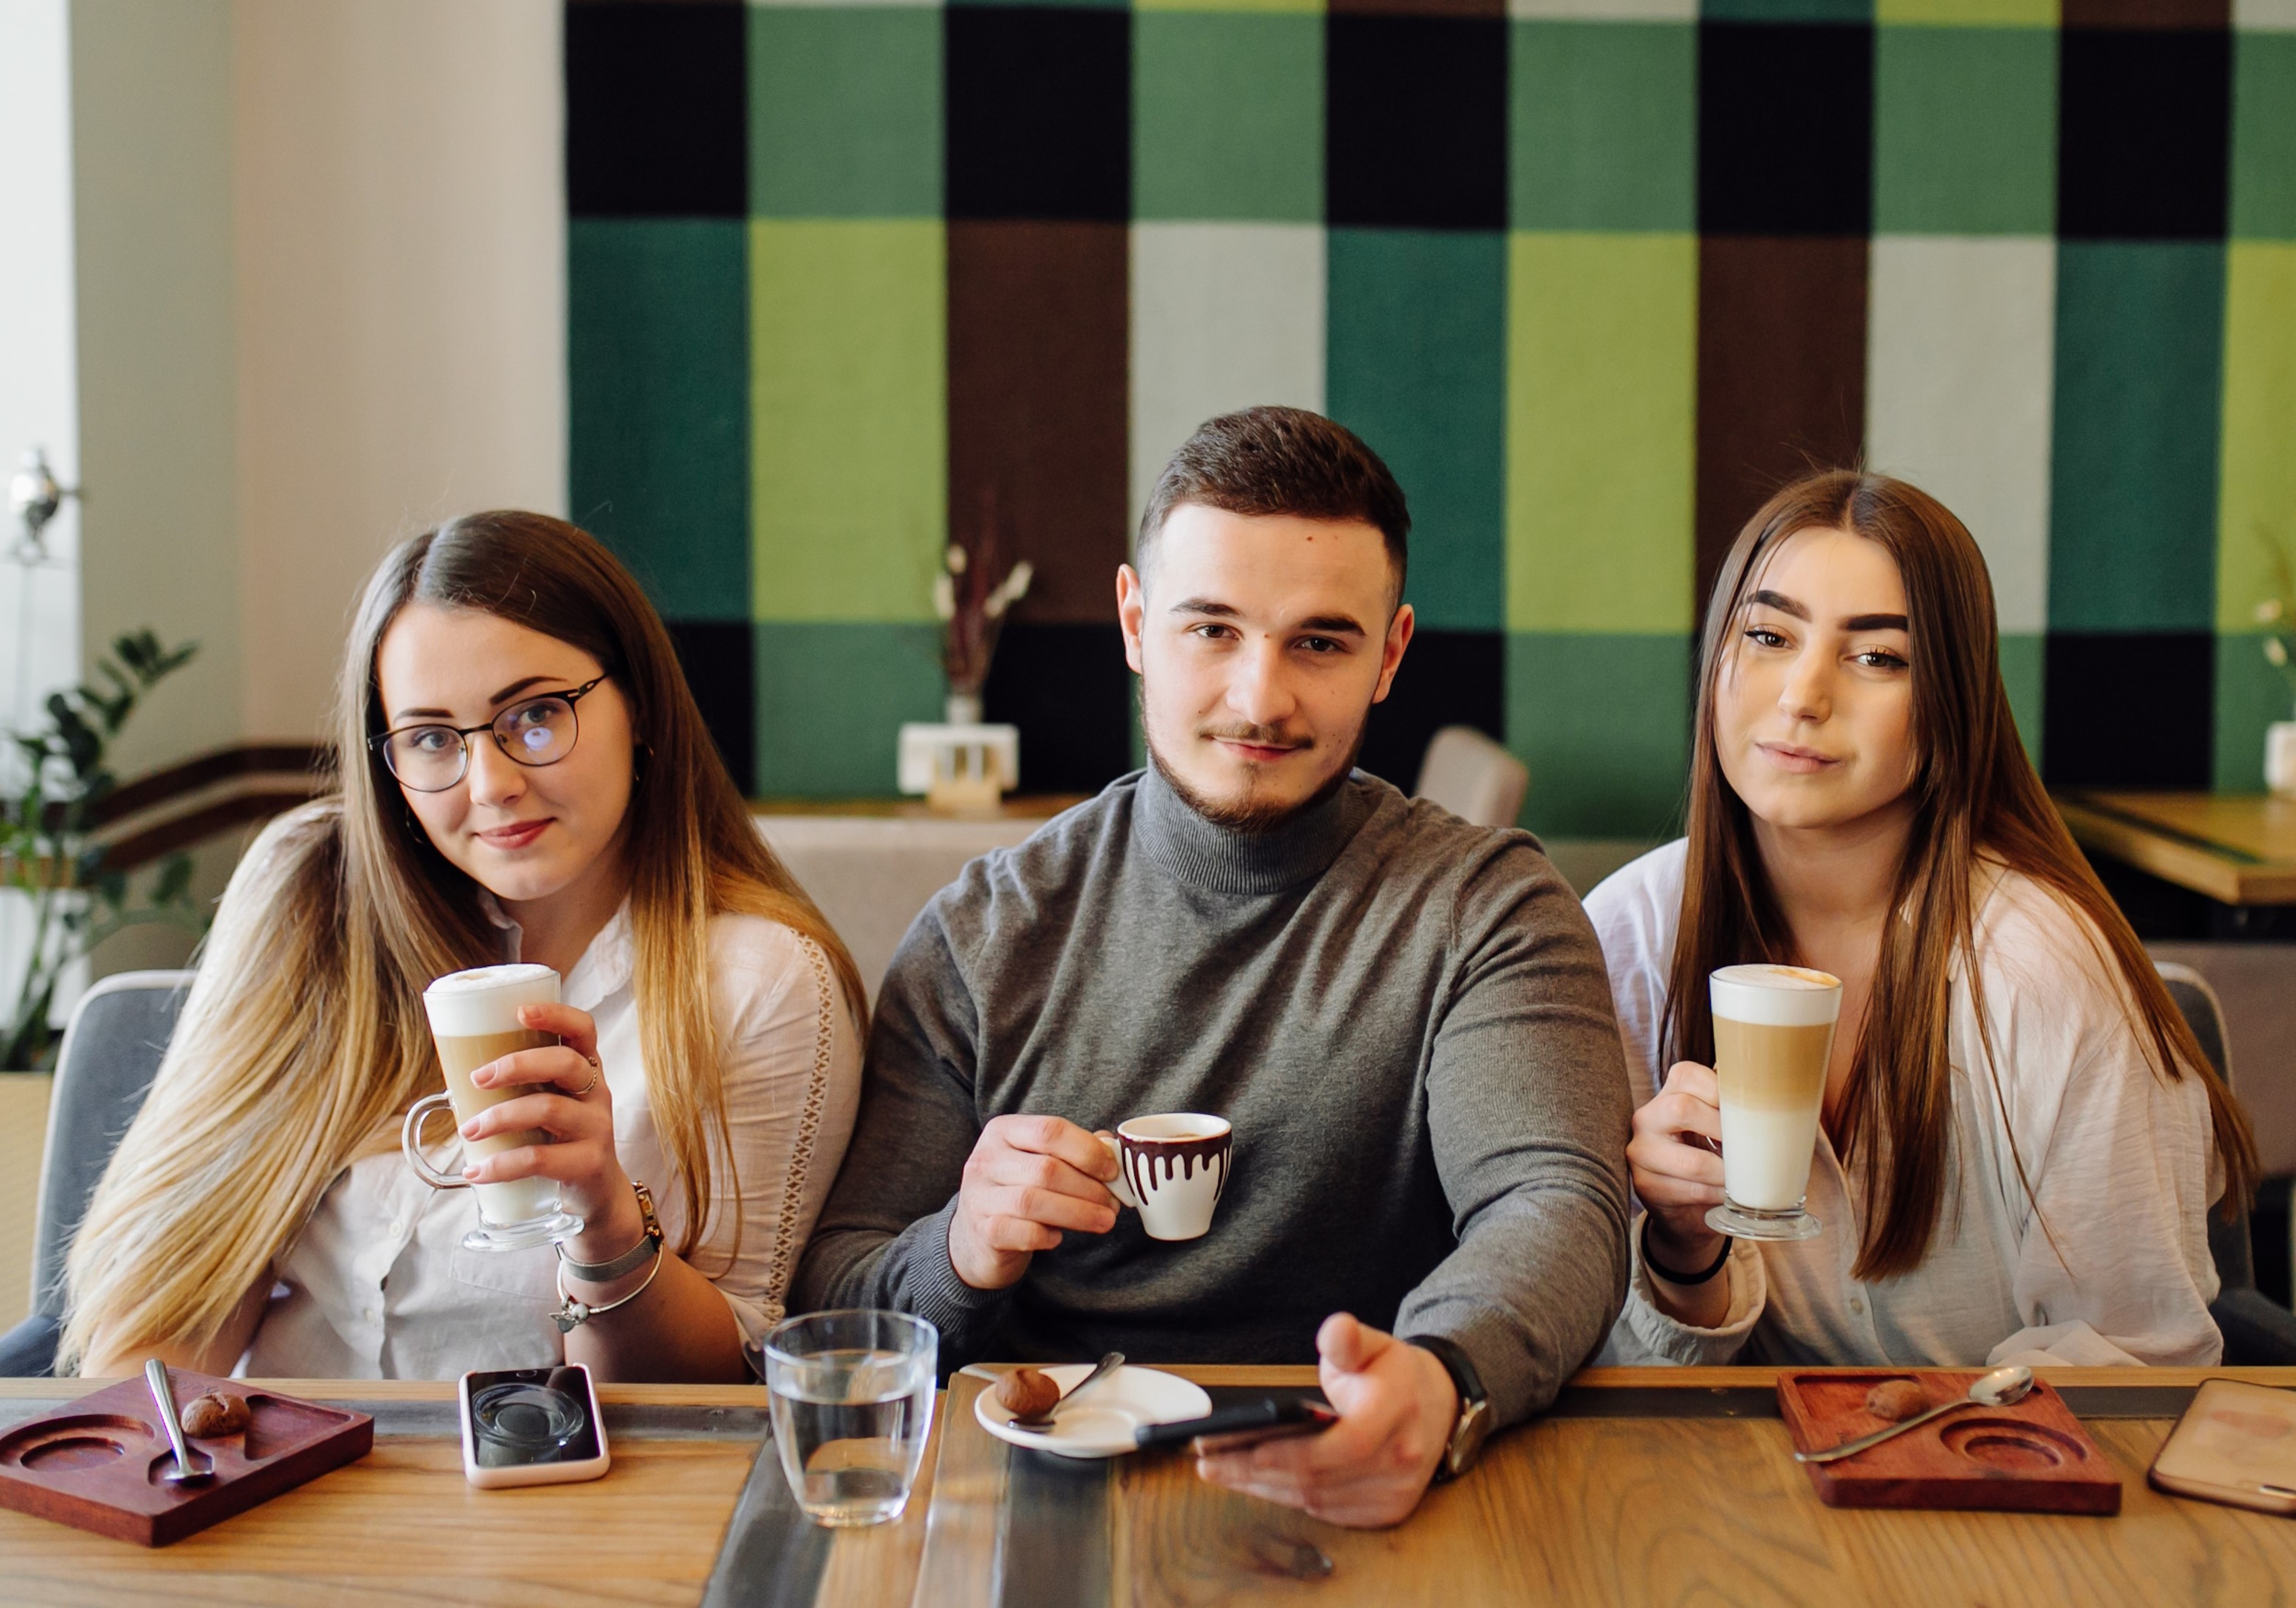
left=2219, top=243, right=2296, bottom=631
left=751, top=220, right=945, bottom=624
left=1998, top=630, right=2043, bottom=768
left=1876, top=0, right=2055, bottom=22
left=1512, top=21, right=1694, bottom=232
left=754, top=622, right=946, bottom=797
left=2215, top=633, right=2296, bottom=794
left=1135, top=13, right=1322, bottom=222
left=1507, top=632, right=1691, bottom=839
left=2234, top=34, right=2296, bottom=242
left=1874, top=28, right=2056, bottom=236
left=749, top=7, right=941, bottom=219
left=1136, top=0, right=1321, bottom=12
left=1507, top=232, right=1697, bottom=634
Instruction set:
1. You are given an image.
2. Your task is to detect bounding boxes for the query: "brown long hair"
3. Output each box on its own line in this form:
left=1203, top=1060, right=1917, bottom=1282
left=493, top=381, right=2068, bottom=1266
left=62, top=512, right=862, bottom=1368
left=1663, top=471, right=2257, bottom=1280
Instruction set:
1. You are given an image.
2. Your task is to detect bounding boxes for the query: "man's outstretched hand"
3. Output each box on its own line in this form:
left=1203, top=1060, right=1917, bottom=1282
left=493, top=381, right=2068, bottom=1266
left=1191, top=1312, right=1460, bottom=1529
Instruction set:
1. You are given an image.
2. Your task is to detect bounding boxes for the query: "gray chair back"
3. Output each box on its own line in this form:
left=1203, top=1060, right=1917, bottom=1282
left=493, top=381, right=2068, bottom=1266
left=26, top=972, right=191, bottom=1319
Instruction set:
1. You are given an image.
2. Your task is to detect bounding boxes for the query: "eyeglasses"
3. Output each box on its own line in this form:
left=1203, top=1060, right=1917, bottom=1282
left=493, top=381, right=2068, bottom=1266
left=370, top=676, right=612, bottom=793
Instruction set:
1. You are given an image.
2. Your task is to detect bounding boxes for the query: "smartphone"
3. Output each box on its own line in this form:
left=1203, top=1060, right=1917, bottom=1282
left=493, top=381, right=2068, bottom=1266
left=1134, top=1397, right=1339, bottom=1456
left=2148, top=1378, right=2296, bottom=1516
left=458, top=1364, right=611, bottom=1489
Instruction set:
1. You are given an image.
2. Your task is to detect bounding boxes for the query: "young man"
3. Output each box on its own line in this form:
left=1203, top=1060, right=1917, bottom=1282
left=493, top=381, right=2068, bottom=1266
left=793, top=407, right=1631, bottom=1527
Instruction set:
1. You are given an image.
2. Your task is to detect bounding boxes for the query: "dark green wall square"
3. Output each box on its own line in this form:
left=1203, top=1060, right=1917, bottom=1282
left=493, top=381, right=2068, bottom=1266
left=1512, top=21, right=1694, bottom=232
left=1874, top=27, right=2055, bottom=235
left=2233, top=33, right=2296, bottom=242
left=569, top=219, right=748, bottom=622
left=1702, top=0, right=1872, bottom=20
left=753, top=622, right=946, bottom=796
left=2049, top=242, right=2224, bottom=634
left=1328, top=228, right=1505, bottom=632
left=1134, top=13, right=1321, bottom=223
left=749, top=6, right=941, bottom=219
left=1506, top=632, right=1690, bottom=840
left=1999, top=630, right=2043, bottom=769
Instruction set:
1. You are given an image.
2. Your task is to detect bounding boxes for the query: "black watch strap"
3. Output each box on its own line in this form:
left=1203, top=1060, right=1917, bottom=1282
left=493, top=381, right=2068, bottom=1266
left=1406, top=1333, right=1492, bottom=1484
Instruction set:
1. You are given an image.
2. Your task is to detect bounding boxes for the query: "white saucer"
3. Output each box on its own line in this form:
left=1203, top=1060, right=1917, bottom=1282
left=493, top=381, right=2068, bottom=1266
left=973, top=1364, right=1212, bottom=1460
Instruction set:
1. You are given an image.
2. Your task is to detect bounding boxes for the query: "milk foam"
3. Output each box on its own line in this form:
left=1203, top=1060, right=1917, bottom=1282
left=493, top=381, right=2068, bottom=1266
left=1719, top=1102, right=1824, bottom=1210
left=1709, top=963, right=1842, bottom=1028
left=423, top=963, right=560, bottom=1036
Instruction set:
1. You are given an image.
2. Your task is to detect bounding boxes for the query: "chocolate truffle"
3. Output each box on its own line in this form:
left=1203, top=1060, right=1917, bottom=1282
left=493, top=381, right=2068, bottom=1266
left=1864, top=1378, right=1928, bottom=1422
left=180, top=1391, right=251, bottom=1438
left=995, top=1366, right=1063, bottom=1422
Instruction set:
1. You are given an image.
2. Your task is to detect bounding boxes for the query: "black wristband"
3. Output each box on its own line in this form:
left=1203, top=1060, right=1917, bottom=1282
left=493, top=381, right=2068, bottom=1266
left=1640, top=1217, right=1732, bottom=1287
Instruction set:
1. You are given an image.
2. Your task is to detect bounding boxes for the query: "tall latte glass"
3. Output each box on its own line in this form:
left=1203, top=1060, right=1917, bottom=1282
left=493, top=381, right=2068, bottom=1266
left=1705, top=963, right=1841, bottom=1243
left=400, top=963, right=585, bottom=1252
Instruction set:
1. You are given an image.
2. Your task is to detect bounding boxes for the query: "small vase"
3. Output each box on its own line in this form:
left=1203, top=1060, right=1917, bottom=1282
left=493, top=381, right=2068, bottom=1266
left=945, top=692, right=984, bottom=726
left=2268, top=722, right=2296, bottom=800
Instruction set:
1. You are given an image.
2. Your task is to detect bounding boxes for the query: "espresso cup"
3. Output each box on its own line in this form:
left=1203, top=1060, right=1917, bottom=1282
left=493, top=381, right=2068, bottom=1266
left=1095, top=1114, right=1233, bottom=1242
left=1705, top=963, right=1841, bottom=1243
left=401, top=963, right=585, bottom=1253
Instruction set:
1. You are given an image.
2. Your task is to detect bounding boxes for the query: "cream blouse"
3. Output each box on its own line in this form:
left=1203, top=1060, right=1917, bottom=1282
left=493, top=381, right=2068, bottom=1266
left=1587, top=839, right=2223, bottom=1369
left=243, top=899, right=861, bottom=1379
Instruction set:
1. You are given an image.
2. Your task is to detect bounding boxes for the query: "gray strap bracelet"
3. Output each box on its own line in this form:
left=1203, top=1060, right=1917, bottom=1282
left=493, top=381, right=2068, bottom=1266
left=557, top=1179, right=664, bottom=1282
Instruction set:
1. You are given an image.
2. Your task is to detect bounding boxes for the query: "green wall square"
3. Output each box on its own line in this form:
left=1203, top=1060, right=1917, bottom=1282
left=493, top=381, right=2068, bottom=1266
left=569, top=219, right=749, bottom=622
left=1507, top=231, right=1697, bottom=633
left=1876, top=0, right=2054, bottom=20
left=2214, top=632, right=2296, bottom=794
left=1506, top=632, right=1690, bottom=839
left=2049, top=242, right=2225, bottom=633
left=1702, top=0, right=1872, bottom=19
left=753, top=622, right=946, bottom=797
left=2218, top=242, right=2296, bottom=632
left=1999, top=630, right=2043, bottom=767
left=751, top=219, right=946, bottom=624
left=1512, top=21, right=1694, bottom=232
left=2233, top=33, right=2296, bottom=242
left=1874, top=27, right=2056, bottom=235
left=1328, top=228, right=1506, bottom=632
left=1134, top=13, right=1321, bottom=223
left=749, top=7, right=941, bottom=219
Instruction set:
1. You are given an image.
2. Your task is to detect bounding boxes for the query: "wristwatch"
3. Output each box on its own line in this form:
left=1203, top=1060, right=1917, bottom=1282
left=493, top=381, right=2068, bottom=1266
left=1406, top=1334, right=1493, bottom=1483
left=557, top=1180, right=663, bottom=1282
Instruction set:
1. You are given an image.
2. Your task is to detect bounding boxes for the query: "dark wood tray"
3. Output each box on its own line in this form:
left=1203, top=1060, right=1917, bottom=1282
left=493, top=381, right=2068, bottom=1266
left=0, top=1367, right=372, bottom=1546
left=1777, top=1370, right=2122, bottom=1514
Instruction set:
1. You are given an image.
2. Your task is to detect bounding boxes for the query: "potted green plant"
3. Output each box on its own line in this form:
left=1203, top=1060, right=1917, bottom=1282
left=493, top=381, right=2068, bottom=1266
left=2, top=631, right=204, bottom=1070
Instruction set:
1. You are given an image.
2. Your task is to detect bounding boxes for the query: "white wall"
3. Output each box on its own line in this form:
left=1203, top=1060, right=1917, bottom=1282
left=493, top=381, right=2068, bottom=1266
left=232, top=0, right=568, bottom=741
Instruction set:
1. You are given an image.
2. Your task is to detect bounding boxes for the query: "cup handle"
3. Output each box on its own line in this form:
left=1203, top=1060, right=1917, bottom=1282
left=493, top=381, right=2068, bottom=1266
left=1097, top=1132, right=1139, bottom=1209
left=401, top=1092, right=470, bottom=1190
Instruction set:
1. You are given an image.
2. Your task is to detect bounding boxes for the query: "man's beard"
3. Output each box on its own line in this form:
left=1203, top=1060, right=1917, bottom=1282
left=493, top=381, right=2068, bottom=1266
left=1140, top=681, right=1366, bottom=837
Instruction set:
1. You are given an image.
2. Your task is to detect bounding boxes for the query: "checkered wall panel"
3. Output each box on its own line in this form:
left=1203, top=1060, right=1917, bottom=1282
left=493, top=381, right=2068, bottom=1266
left=567, top=0, right=2296, bottom=838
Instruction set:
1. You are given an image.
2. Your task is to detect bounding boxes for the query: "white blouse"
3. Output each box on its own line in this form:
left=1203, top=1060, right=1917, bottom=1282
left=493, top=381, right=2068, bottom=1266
left=243, top=899, right=861, bottom=1379
left=1587, top=839, right=2223, bottom=1370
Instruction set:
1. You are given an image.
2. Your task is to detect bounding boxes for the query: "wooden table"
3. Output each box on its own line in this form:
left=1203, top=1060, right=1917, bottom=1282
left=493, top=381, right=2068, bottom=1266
left=2054, top=790, right=2296, bottom=905
left=8, top=1367, right=2296, bottom=1606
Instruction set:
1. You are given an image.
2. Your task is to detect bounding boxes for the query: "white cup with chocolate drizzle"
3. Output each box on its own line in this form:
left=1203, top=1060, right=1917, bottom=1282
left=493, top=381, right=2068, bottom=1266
left=1096, top=1114, right=1233, bottom=1241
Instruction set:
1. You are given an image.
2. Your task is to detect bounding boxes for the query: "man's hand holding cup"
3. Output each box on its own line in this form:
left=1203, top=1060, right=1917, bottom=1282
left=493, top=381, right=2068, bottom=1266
left=948, top=1115, right=1122, bottom=1290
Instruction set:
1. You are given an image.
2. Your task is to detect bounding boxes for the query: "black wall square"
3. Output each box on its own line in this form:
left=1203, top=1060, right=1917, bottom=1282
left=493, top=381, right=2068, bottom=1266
left=947, top=8, right=1131, bottom=223
left=1356, top=629, right=1504, bottom=793
left=1698, top=23, right=1874, bottom=237
left=984, top=623, right=1135, bottom=794
left=2043, top=631, right=2213, bottom=788
left=567, top=2, right=748, bottom=218
left=1327, top=17, right=1507, bottom=231
left=665, top=619, right=756, bottom=795
left=2058, top=28, right=2231, bottom=240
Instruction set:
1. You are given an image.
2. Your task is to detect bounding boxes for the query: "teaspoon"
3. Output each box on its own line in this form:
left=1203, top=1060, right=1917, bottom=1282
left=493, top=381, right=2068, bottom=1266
left=145, top=1359, right=215, bottom=1487
left=1018, top=1352, right=1125, bottom=1427
left=1795, top=1365, right=2035, bottom=1464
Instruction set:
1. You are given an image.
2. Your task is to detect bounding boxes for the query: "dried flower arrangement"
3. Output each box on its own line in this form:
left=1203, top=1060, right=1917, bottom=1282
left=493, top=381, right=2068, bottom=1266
left=932, top=490, right=1032, bottom=722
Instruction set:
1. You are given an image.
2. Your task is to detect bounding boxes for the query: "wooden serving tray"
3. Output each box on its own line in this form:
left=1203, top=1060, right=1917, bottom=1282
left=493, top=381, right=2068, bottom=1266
left=0, top=1367, right=372, bottom=1546
left=1777, top=1370, right=2122, bottom=1514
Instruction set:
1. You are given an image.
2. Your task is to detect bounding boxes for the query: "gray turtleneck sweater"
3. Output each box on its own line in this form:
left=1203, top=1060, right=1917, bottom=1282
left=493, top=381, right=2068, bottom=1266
left=792, top=766, right=1632, bottom=1428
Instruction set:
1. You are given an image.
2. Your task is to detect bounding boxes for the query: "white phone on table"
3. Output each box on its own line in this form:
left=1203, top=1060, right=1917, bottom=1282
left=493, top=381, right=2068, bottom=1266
left=458, top=1364, right=610, bottom=1489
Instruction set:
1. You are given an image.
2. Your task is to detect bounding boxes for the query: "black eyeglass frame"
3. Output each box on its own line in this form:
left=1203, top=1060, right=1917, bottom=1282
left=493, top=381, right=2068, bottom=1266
left=369, top=674, right=613, bottom=793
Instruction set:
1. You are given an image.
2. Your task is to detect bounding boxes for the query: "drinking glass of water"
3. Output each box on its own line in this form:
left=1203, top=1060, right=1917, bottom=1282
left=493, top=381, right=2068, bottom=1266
left=760, top=1309, right=938, bottom=1527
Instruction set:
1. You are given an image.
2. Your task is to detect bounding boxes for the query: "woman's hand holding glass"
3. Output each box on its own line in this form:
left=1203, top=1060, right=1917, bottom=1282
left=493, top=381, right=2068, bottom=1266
left=1628, top=1063, right=1734, bottom=1322
left=456, top=1000, right=645, bottom=1264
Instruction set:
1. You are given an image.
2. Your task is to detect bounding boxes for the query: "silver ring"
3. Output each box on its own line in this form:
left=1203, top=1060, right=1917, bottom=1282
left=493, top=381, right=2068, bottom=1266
left=574, top=1063, right=601, bottom=1097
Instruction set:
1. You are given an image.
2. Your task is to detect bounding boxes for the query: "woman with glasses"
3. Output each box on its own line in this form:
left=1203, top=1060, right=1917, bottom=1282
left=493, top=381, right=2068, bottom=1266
left=63, top=512, right=867, bottom=1382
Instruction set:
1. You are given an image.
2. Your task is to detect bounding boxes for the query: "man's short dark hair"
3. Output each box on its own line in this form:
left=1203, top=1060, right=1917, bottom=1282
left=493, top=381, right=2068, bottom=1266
left=1138, top=407, right=1410, bottom=602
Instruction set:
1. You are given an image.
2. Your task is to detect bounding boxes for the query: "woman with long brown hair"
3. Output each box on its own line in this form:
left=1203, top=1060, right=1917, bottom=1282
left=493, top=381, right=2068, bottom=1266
left=1592, top=470, right=2256, bottom=1367
left=63, top=512, right=866, bottom=1381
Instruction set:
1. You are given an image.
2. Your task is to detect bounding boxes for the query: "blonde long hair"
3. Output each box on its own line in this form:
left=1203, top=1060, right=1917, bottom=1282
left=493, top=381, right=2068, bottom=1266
left=61, top=512, right=863, bottom=1370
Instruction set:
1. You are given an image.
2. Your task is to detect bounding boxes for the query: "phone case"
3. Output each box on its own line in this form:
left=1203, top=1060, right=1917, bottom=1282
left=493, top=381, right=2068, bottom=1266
left=2147, top=1378, right=2296, bottom=1516
left=459, top=1366, right=612, bottom=1490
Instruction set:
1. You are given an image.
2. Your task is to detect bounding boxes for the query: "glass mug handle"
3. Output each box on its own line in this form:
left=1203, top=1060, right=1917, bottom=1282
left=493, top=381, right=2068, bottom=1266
left=401, top=1092, right=471, bottom=1190
left=1096, top=1132, right=1141, bottom=1209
